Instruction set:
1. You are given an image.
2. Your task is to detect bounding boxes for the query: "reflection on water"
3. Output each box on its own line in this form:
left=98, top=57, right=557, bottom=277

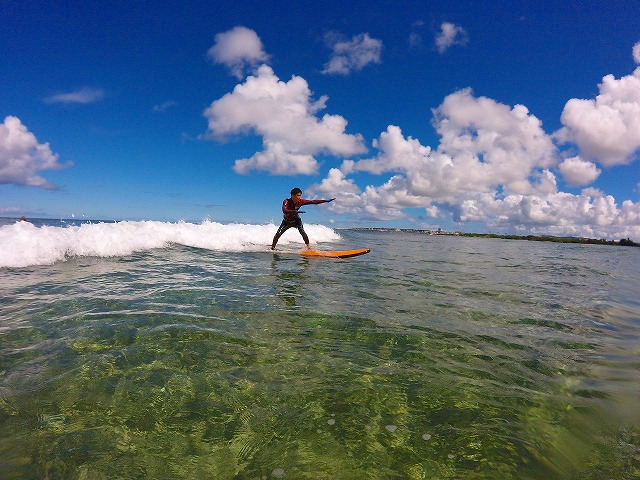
left=1, top=233, right=639, bottom=479
left=270, top=254, right=310, bottom=308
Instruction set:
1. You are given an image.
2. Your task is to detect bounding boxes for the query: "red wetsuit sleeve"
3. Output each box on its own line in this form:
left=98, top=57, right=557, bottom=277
left=282, top=198, right=329, bottom=221
left=298, top=198, right=327, bottom=206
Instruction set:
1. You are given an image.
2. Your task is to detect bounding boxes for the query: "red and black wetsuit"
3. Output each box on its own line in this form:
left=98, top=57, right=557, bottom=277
left=271, top=197, right=329, bottom=248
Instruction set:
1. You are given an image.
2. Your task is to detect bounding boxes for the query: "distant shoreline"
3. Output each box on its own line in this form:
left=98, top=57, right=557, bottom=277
left=346, top=227, right=639, bottom=247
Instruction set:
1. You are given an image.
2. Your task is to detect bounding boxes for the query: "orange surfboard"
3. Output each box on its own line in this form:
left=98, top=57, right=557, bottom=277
left=299, top=248, right=370, bottom=258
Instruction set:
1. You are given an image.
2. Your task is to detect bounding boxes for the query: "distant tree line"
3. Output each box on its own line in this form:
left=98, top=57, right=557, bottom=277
left=349, top=228, right=638, bottom=247
left=619, top=238, right=638, bottom=247
left=461, top=233, right=639, bottom=247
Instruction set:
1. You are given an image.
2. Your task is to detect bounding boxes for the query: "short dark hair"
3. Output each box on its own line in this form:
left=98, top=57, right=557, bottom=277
left=290, top=187, right=302, bottom=196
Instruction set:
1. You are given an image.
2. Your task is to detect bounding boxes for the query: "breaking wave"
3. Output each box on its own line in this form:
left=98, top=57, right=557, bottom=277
left=0, top=219, right=340, bottom=268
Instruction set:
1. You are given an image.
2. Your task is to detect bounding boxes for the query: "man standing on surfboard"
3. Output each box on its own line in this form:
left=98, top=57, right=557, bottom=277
left=271, top=188, right=335, bottom=250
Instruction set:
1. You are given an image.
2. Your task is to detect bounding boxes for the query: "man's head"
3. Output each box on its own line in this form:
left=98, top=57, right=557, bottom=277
left=290, top=187, right=302, bottom=198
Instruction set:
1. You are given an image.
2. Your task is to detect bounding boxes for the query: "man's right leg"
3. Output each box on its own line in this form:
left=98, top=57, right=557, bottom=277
left=271, top=222, right=291, bottom=249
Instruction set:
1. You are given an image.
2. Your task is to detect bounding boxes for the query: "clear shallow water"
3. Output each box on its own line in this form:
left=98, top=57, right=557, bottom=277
left=1, top=221, right=640, bottom=479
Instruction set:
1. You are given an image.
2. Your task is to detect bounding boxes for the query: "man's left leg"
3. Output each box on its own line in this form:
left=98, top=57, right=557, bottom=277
left=297, top=225, right=311, bottom=249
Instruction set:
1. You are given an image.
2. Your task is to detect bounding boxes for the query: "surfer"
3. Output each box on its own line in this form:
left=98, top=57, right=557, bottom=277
left=271, top=188, right=335, bottom=250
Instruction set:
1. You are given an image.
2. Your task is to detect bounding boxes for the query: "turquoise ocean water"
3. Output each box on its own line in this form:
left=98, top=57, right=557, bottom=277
left=1, top=218, right=639, bottom=479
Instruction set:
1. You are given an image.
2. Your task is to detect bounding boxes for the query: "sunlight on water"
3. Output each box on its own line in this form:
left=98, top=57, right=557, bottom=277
left=1, top=226, right=639, bottom=479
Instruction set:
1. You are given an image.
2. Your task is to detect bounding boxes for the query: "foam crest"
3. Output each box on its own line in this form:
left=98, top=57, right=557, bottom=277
left=1, top=219, right=340, bottom=268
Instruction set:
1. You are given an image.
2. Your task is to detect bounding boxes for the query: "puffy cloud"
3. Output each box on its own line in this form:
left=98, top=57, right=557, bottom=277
left=44, top=87, right=105, bottom=104
left=313, top=88, right=639, bottom=239
left=233, top=142, right=318, bottom=175
left=440, top=189, right=640, bottom=239
left=308, top=168, right=362, bottom=212
left=346, top=89, right=557, bottom=199
left=558, top=156, right=601, bottom=187
left=207, top=26, right=269, bottom=79
left=433, top=89, right=558, bottom=193
left=435, top=22, right=468, bottom=54
left=338, top=177, right=640, bottom=239
left=634, top=42, right=640, bottom=64
left=557, top=65, right=640, bottom=166
left=203, top=65, right=367, bottom=175
left=322, top=33, right=382, bottom=75
left=0, top=116, right=72, bottom=188
left=313, top=167, right=361, bottom=195
left=356, top=178, right=421, bottom=221
left=345, top=125, right=431, bottom=174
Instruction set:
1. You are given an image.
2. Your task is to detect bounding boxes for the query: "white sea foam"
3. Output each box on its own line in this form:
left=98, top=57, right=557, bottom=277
left=1, top=219, right=340, bottom=268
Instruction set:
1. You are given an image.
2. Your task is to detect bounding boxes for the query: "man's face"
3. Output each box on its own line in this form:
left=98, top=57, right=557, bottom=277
left=292, top=192, right=302, bottom=201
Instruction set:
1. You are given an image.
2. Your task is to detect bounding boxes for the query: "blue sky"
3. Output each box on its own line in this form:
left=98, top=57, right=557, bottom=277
left=2, top=0, right=640, bottom=239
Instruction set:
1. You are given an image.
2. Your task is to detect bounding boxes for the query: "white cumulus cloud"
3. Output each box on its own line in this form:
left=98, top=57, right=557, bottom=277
left=557, top=57, right=640, bottom=166
left=44, top=87, right=105, bottom=105
left=0, top=116, right=72, bottom=188
left=558, top=156, right=601, bottom=187
left=314, top=167, right=361, bottom=195
left=203, top=65, right=367, bottom=175
left=346, top=89, right=557, bottom=200
left=433, top=89, right=557, bottom=193
left=208, top=26, right=269, bottom=79
left=435, top=22, right=468, bottom=54
left=312, top=88, right=640, bottom=239
left=322, top=33, right=382, bottom=75
left=633, top=41, right=640, bottom=64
